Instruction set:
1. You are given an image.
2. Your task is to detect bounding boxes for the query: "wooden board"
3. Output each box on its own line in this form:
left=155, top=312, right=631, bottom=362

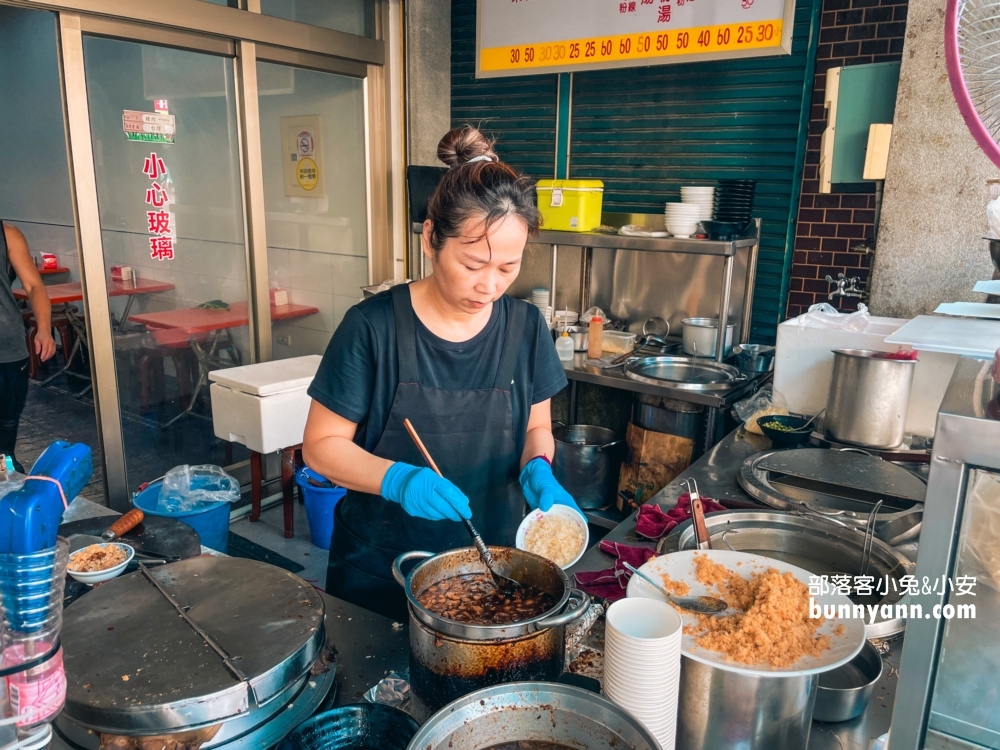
left=616, top=422, right=694, bottom=512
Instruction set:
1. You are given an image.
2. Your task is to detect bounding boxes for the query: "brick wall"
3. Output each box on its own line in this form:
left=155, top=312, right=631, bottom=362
left=786, top=0, right=909, bottom=319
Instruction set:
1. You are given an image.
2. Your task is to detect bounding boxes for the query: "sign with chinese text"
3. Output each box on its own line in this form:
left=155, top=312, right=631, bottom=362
left=476, top=0, right=795, bottom=78
left=142, top=152, right=175, bottom=261
left=280, top=115, right=325, bottom=198
left=123, top=110, right=176, bottom=143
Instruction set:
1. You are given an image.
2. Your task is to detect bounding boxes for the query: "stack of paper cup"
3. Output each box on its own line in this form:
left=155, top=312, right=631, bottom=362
left=603, top=597, right=683, bottom=750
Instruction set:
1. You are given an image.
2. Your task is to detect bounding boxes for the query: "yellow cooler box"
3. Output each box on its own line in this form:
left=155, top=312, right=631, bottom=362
left=536, top=179, right=604, bottom=232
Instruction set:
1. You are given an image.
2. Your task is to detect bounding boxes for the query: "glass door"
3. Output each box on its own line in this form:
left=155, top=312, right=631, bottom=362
left=81, top=35, right=251, bottom=488
left=256, top=58, right=369, bottom=358
left=0, top=6, right=103, bottom=498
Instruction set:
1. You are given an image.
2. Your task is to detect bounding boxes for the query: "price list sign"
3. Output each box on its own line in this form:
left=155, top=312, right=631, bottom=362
left=476, top=0, right=795, bottom=78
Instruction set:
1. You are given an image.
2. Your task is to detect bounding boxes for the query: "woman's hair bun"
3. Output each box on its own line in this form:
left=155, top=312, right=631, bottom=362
left=437, top=125, right=498, bottom=167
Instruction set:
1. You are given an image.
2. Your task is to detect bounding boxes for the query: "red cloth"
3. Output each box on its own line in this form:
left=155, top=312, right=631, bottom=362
left=634, top=492, right=726, bottom=540
left=573, top=540, right=658, bottom=602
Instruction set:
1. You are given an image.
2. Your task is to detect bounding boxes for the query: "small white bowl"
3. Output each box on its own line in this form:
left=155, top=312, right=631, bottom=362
left=515, top=505, right=589, bottom=569
left=666, top=223, right=699, bottom=238
left=67, top=543, right=135, bottom=585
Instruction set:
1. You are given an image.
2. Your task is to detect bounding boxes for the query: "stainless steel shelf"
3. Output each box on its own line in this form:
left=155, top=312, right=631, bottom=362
left=561, top=353, right=769, bottom=409
left=534, top=228, right=757, bottom=257
left=409, top=222, right=758, bottom=257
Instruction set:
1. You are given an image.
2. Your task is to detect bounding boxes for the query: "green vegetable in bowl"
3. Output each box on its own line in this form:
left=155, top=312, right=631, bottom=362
left=760, top=420, right=797, bottom=432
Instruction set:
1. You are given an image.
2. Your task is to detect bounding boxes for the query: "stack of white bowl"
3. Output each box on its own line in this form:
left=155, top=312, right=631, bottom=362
left=663, top=202, right=704, bottom=239
left=553, top=309, right=579, bottom=329
left=603, top=598, right=683, bottom=750
left=530, top=288, right=552, bottom=323
left=680, top=186, right=715, bottom=221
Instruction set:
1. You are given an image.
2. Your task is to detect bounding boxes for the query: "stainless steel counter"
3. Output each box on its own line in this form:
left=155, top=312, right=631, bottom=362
left=59, top=453, right=901, bottom=750
left=568, top=428, right=904, bottom=750
left=561, top=352, right=770, bottom=409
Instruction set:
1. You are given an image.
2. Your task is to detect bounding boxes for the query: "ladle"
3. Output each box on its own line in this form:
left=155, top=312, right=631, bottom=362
left=402, top=418, right=524, bottom=594
left=623, top=562, right=728, bottom=614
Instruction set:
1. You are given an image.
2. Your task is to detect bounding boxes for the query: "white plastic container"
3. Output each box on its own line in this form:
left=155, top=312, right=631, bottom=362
left=208, top=355, right=321, bottom=454
left=774, top=315, right=959, bottom=438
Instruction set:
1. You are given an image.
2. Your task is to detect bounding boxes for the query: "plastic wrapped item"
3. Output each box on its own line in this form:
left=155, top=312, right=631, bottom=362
left=988, top=195, right=1000, bottom=238
left=786, top=302, right=871, bottom=332
left=157, top=465, right=241, bottom=513
left=581, top=306, right=608, bottom=325
left=733, top=387, right=789, bottom=435
left=364, top=670, right=410, bottom=711
left=964, top=471, right=1000, bottom=592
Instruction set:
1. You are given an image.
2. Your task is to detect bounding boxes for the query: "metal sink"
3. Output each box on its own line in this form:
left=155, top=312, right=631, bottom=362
left=623, top=355, right=747, bottom=391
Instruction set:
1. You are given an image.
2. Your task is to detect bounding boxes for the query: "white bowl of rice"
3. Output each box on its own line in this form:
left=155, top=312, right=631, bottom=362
left=516, top=505, right=589, bottom=569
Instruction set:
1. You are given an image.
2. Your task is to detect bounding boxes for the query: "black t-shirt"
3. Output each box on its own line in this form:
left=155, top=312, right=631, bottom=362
left=308, top=290, right=568, bottom=457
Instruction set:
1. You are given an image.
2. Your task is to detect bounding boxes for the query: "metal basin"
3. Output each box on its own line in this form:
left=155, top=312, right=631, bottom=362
left=406, top=682, right=663, bottom=750
left=814, top=640, right=883, bottom=723
left=624, top=356, right=747, bottom=391
left=658, top=509, right=914, bottom=638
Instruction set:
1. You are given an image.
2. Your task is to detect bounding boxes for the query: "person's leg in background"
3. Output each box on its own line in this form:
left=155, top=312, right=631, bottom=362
left=0, top=358, right=30, bottom=473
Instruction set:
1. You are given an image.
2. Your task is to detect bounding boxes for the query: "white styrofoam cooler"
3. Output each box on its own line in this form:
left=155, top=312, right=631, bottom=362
left=208, top=355, right=322, bottom=454
left=774, top=316, right=959, bottom=438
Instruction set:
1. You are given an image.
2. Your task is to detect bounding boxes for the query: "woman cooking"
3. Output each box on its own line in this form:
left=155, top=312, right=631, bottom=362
left=303, top=126, right=582, bottom=619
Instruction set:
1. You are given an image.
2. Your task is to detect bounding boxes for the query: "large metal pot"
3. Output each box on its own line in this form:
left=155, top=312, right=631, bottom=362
left=406, top=682, right=663, bottom=749
left=677, top=658, right=818, bottom=750
left=392, top=547, right=590, bottom=713
left=552, top=424, right=624, bottom=509
left=825, top=349, right=917, bottom=449
left=682, top=317, right=734, bottom=357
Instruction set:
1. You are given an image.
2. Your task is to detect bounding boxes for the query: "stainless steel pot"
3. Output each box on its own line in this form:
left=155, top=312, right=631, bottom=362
left=565, top=325, right=589, bottom=351
left=813, top=640, right=882, bottom=723
left=552, top=424, right=624, bottom=509
left=825, top=349, right=917, bottom=449
left=392, top=547, right=590, bottom=713
left=682, top=317, right=734, bottom=357
left=406, top=682, right=663, bottom=750
left=677, top=658, right=818, bottom=750
left=734, top=343, right=776, bottom=372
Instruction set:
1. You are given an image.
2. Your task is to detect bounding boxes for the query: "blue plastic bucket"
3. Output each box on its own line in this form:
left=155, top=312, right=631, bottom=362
left=294, top=467, right=346, bottom=550
left=132, top=480, right=231, bottom=552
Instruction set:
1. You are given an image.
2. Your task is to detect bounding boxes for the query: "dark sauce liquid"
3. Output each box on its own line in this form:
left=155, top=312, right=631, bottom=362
left=417, top=574, right=556, bottom=625
left=482, top=743, right=577, bottom=750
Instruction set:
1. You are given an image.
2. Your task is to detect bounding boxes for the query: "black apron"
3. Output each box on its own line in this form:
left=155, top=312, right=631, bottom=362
left=326, top=285, right=528, bottom=620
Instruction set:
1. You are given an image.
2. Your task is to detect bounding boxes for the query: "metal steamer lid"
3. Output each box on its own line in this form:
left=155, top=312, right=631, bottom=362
left=61, top=557, right=325, bottom=734
left=738, top=448, right=926, bottom=545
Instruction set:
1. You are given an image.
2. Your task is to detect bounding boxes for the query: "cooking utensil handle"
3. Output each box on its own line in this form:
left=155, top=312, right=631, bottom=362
left=691, top=496, right=711, bottom=550
left=103, top=509, right=144, bottom=541
left=392, top=550, right=434, bottom=588
left=537, top=589, right=591, bottom=628
left=464, top=520, right=496, bottom=567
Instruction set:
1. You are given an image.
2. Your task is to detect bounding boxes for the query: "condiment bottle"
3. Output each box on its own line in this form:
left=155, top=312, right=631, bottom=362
left=556, top=330, right=575, bottom=362
left=587, top=316, right=604, bottom=359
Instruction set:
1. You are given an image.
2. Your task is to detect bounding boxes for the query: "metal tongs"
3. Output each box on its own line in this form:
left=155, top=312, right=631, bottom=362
left=685, top=478, right=712, bottom=550
left=402, top=418, right=524, bottom=594
left=609, top=334, right=669, bottom=366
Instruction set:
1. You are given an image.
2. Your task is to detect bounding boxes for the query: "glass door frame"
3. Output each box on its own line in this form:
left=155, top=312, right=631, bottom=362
left=3, top=0, right=393, bottom=509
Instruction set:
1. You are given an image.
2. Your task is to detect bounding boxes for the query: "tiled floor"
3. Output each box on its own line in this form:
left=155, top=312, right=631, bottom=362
left=230, top=502, right=329, bottom=590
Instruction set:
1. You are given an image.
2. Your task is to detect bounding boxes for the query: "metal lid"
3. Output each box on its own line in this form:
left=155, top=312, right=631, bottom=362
left=624, top=356, right=746, bottom=391
left=61, top=557, right=325, bottom=734
left=738, top=448, right=926, bottom=545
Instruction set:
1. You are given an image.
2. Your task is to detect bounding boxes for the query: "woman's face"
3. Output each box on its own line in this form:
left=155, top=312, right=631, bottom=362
left=423, top=214, right=527, bottom=314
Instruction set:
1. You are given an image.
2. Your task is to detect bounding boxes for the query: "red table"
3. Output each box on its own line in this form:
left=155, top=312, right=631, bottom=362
left=129, top=300, right=319, bottom=429
left=39, top=266, right=69, bottom=276
left=13, top=278, right=176, bottom=305
left=15, top=277, right=177, bottom=388
left=132, top=299, right=320, bottom=537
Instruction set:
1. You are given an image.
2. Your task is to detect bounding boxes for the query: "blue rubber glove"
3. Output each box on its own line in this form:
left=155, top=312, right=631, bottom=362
left=380, top=462, right=472, bottom=522
left=519, top=458, right=584, bottom=518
